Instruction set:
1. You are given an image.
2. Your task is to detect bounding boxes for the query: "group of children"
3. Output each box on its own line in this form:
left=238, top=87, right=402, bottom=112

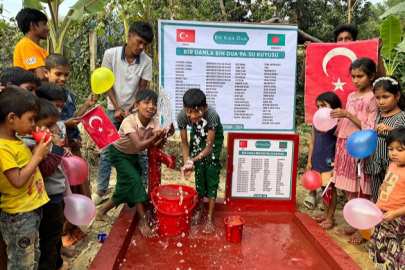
left=6, top=5, right=404, bottom=269
left=95, top=88, right=224, bottom=236
left=0, top=54, right=224, bottom=268
left=0, top=6, right=225, bottom=270
left=0, top=54, right=99, bottom=269
left=306, top=56, right=405, bottom=268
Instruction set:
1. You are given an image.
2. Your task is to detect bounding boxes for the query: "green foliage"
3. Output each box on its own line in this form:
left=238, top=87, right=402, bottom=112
left=23, top=0, right=108, bottom=53
left=64, top=13, right=124, bottom=107
left=380, top=1, right=405, bottom=19
left=296, top=123, right=312, bottom=174
left=295, top=60, right=305, bottom=125
left=250, top=0, right=373, bottom=42
left=381, top=15, right=402, bottom=57
left=380, top=15, right=403, bottom=75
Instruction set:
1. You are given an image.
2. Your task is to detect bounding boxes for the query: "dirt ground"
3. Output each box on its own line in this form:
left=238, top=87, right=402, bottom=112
left=65, top=139, right=375, bottom=269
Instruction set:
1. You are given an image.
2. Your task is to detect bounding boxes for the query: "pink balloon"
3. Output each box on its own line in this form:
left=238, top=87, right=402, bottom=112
left=62, top=156, right=88, bottom=186
left=301, top=171, right=322, bottom=190
left=313, top=108, right=337, bottom=131
left=343, top=198, right=383, bottom=230
left=64, top=194, right=96, bottom=226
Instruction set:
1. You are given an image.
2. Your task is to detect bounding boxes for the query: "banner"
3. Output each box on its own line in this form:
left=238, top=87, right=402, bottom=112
left=231, top=138, right=294, bottom=199
left=305, top=39, right=379, bottom=123
left=159, top=20, right=298, bottom=132
left=80, top=105, right=120, bottom=150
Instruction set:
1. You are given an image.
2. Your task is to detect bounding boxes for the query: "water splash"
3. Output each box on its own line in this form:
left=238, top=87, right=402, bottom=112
left=179, top=187, right=183, bottom=205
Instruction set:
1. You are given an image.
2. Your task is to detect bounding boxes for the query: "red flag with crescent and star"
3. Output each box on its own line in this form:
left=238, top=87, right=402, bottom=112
left=322, top=178, right=335, bottom=209
left=80, top=105, right=120, bottom=150
left=305, top=39, right=379, bottom=124
left=176, top=29, right=195, bottom=43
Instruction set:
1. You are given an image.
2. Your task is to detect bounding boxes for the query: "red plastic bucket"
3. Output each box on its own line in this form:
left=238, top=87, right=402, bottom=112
left=151, top=184, right=197, bottom=236
left=224, top=216, right=245, bottom=243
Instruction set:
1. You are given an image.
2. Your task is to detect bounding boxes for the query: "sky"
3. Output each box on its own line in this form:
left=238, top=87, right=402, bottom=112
left=2, top=0, right=383, bottom=20
left=1, top=0, right=77, bottom=20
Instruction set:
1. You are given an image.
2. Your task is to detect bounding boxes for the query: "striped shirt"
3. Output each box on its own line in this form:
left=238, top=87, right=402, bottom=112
left=177, top=107, right=219, bottom=131
left=102, top=45, right=152, bottom=111
left=366, top=110, right=405, bottom=175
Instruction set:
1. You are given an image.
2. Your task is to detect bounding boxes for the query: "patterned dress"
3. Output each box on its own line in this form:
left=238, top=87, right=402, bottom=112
left=333, top=91, right=378, bottom=195
left=367, top=163, right=405, bottom=269
left=365, top=111, right=405, bottom=202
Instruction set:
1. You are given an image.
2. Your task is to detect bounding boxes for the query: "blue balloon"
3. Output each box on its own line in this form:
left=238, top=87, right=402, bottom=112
left=346, top=130, right=377, bottom=159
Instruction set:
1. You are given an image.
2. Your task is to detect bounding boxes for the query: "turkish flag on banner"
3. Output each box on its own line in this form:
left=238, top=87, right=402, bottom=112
left=80, top=105, right=120, bottom=150
left=305, top=39, right=379, bottom=123
left=322, top=178, right=335, bottom=209
left=176, top=29, right=195, bottom=43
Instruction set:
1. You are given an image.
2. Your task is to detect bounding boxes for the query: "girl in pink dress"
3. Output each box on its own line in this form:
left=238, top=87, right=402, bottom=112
left=330, top=57, right=379, bottom=245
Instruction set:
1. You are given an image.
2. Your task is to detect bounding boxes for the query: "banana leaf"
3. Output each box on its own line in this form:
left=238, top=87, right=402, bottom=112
left=380, top=15, right=402, bottom=59
left=380, top=2, right=405, bottom=19
left=71, top=0, right=109, bottom=14
left=23, top=0, right=44, bottom=10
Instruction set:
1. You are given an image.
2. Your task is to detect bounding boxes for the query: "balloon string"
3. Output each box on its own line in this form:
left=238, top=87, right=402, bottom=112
left=357, top=159, right=365, bottom=199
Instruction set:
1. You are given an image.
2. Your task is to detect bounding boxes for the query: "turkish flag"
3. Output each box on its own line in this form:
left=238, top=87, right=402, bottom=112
left=239, top=140, right=247, bottom=148
left=305, top=39, right=379, bottom=123
left=322, top=178, right=335, bottom=209
left=80, top=105, right=120, bottom=150
left=176, top=29, right=195, bottom=43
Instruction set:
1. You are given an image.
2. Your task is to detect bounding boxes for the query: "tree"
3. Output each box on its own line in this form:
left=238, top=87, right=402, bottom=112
left=249, top=0, right=373, bottom=42
left=23, top=0, right=108, bottom=53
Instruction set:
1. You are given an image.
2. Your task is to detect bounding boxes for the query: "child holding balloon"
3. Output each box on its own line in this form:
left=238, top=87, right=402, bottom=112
left=0, top=86, right=51, bottom=269
left=0, top=66, right=43, bottom=269
left=22, top=99, right=68, bottom=269
left=44, top=54, right=98, bottom=248
left=365, top=77, right=405, bottom=203
left=306, top=92, right=341, bottom=230
left=366, top=127, right=405, bottom=268
left=331, top=57, right=379, bottom=245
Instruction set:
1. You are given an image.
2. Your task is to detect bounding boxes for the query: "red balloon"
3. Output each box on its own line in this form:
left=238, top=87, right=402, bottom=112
left=301, top=171, right=322, bottom=190
left=62, top=156, right=88, bottom=186
left=31, top=130, right=51, bottom=143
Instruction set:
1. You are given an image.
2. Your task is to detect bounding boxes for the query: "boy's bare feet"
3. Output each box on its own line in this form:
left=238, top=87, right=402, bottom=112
left=139, top=219, right=156, bottom=237
left=95, top=210, right=113, bottom=223
left=191, top=209, right=204, bottom=225
left=61, top=245, right=79, bottom=258
left=203, top=218, right=215, bottom=233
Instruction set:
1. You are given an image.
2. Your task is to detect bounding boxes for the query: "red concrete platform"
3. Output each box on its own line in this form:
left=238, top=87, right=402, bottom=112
left=90, top=133, right=360, bottom=269
left=90, top=203, right=360, bottom=270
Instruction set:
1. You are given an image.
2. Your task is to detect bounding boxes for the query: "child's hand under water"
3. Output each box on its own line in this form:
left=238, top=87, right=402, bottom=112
left=181, top=167, right=192, bottom=180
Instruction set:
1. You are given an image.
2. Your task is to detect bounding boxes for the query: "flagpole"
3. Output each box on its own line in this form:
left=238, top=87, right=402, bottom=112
left=348, top=0, right=351, bottom=24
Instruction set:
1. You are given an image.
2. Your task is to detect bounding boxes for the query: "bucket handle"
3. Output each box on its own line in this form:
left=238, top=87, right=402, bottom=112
left=151, top=192, right=198, bottom=217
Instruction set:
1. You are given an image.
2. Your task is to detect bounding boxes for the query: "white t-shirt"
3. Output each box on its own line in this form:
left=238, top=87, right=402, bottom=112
left=102, top=45, right=152, bottom=111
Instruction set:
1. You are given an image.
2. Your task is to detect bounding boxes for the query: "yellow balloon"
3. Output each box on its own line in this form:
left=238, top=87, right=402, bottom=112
left=91, top=67, right=115, bottom=94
